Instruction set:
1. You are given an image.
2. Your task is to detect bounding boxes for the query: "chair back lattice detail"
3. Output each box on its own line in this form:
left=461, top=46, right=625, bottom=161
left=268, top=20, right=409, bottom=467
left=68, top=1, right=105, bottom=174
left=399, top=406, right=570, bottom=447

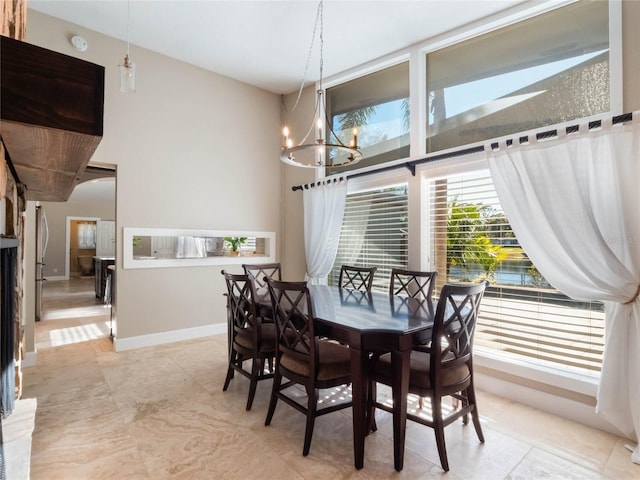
left=243, top=262, right=281, bottom=291
left=223, top=271, right=260, bottom=342
left=389, top=269, right=437, bottom=300
left=265, top=278, right=317, bottom=370
left=339, top=265, right=377, bottom=292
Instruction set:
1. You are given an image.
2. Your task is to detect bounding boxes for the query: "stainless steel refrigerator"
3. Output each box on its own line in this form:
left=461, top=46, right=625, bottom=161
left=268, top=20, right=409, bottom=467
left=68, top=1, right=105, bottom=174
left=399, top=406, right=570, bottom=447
left=35, top=205, right=49, bottom=321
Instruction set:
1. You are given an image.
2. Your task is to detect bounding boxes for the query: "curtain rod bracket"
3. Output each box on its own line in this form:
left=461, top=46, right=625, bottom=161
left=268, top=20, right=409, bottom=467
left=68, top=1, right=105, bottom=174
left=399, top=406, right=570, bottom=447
left=405, top=163, right=416, bottom=176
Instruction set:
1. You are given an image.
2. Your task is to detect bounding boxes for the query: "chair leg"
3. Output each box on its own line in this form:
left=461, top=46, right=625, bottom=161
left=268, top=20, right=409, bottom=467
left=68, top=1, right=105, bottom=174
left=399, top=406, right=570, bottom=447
left=367, top=380, right=378, bottom=433
left=302, top=387, right=318, bottom=456
left=265, top=369, right=281, bottom=426
left=222, top=350, right=237, bottom=391
left=467, top=383, right=484, bottom=443
left=432, top=396, right=450, bottom=472
left=460, top=393, right=469, bottom=425
left=246, top=358, right=263, bottom=411
left=222, top=365, right=234, bottom=391
left=418, top=396, right=424, bottom=409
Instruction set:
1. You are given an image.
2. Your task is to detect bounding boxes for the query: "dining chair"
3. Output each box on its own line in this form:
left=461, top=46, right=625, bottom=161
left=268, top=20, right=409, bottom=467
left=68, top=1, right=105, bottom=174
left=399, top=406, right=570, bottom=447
left=264, top=277, right=352, bottom=456
left=368, top=280, right=489, bottom=472
left=338, top=265, right=377, bottom=292
left=221, top=270, right=276, bottom=411
left=389, top=268, right=438, bottom=407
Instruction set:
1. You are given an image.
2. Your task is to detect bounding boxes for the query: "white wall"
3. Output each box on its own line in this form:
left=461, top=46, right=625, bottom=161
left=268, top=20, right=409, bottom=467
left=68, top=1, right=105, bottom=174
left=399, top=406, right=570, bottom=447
left=27, top=11, right=282, bottom=346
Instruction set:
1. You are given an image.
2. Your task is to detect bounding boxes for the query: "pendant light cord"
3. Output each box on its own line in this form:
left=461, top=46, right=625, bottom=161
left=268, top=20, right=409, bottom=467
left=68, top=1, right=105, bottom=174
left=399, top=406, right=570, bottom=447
left=285, top=1, right=323, bottom=113
left=126, top=0, right=131, bottom=57
left=318, top=0, right=324, bottom=92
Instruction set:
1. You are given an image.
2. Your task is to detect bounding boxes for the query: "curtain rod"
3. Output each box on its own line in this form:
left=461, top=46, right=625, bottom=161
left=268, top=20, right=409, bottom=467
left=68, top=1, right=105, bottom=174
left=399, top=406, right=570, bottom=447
left=291, top=111, right=634, bottom=192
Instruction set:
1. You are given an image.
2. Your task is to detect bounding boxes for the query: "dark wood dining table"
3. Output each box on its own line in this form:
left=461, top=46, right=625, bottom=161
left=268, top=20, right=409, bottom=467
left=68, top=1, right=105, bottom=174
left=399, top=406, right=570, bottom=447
left=307, top=285, right=434, bottom=471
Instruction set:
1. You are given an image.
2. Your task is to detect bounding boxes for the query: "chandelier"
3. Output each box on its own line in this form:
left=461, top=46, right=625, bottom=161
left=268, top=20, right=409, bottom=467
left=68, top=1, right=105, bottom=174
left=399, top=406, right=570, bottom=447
left=280, top=1, right=362, bottom=168
left=118, top=0, right=136, bottom=93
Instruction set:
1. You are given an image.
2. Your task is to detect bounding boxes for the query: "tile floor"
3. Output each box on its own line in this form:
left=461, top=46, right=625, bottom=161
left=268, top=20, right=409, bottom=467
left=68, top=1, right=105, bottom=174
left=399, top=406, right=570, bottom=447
left=13, top=278, right=640, bottom=479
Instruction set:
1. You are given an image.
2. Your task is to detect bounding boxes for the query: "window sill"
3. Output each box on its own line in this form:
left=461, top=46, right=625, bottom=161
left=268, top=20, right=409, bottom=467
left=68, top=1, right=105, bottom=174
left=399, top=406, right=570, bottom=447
left=474, top=348, right=599, bottom=398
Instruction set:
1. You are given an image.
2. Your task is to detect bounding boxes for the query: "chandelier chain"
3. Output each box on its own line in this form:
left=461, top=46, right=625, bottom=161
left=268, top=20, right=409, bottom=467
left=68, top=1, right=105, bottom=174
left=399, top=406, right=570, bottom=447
left=287, top=1, right=323, bottom=113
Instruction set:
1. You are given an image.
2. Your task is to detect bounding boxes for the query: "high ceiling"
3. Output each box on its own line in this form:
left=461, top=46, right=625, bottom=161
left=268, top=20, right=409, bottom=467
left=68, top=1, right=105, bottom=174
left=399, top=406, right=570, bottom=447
left=29, top=0, right=533, bottom=94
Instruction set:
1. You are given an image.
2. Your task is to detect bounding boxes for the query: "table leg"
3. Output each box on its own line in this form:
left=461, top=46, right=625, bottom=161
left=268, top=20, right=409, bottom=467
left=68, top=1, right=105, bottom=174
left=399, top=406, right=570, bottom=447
left=351, top=346, right=368, bottom=469
left=391, top=348, right=410, bottom=471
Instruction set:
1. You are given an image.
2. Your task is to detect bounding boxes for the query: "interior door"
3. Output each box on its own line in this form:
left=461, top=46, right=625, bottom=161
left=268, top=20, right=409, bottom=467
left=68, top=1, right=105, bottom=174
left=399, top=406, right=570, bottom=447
left=96, top=220, right=115, bottom=257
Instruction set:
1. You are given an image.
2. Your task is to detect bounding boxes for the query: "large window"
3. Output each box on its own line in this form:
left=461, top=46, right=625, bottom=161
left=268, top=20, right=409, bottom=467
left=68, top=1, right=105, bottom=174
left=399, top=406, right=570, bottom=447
left=426, top=0, right=610, bottom=153
left=326, top=62, right=409, bottom=175
left=322, top=1, right=618, bottom=382
left=329, top=184, right=408, bottom=291
left=426, top=170, right=604, bottom=375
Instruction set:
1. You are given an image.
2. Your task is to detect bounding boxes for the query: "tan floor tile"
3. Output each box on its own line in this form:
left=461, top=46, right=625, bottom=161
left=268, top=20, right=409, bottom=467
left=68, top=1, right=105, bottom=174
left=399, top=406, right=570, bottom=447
left=507, top=447, right=612, bottom=479
left=30, top=415, right=147, bottom=480
left=482, top=395, right=619, bottom=473
left=30, top=446, right=150, bottom=480
left=603, top=440, right=640, bottom=480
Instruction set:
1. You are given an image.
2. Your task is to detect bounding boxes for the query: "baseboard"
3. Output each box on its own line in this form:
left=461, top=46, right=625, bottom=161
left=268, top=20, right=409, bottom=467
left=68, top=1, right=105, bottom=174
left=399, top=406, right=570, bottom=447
left=44, top=276, right=67, bottom=282
left=113, top=323, right=226, bottom=352
left=22, top=351, right=37, bottom=368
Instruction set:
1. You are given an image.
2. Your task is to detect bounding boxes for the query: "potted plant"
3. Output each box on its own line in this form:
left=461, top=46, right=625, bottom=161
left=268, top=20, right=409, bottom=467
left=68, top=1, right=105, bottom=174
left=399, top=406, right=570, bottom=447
left=224, top=236, right=247, bottom=256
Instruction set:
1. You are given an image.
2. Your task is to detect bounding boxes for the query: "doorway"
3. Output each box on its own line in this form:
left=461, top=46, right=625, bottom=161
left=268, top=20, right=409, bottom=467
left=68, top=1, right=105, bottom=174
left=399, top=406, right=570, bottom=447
left=67, top=217, right=98, bottom=278
left=38, top=166, right=117, bottom=350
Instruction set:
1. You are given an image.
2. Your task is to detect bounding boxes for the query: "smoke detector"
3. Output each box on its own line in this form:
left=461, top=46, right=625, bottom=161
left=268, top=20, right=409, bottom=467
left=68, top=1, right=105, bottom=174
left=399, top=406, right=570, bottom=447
left=71, top=35, right=88, bottom=52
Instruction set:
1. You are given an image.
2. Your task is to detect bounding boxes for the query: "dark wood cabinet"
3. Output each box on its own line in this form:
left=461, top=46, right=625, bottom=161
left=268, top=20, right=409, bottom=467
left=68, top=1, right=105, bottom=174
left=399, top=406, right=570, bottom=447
left=94, top=257, right=114, bottom=302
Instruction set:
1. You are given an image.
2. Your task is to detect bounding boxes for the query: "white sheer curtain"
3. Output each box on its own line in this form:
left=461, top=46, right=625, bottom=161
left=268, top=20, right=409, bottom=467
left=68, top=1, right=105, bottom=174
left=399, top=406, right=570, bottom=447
left=175, top=236, right=207, bottom=258
left=303, top=180, right=348, bottom=285
left=486, top=113, right=640, bottom=464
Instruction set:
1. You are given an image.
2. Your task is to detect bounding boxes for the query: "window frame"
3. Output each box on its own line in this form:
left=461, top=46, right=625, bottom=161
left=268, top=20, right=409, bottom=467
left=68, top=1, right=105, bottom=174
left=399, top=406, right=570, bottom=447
left=422, top=0, right=617, bottom=155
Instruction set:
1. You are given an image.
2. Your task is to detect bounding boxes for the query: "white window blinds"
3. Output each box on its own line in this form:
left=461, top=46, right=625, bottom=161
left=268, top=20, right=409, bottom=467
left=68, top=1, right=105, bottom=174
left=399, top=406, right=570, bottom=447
left=330, top=184, right=409, bottom=292
left=427, top=170, right=604, bottom=375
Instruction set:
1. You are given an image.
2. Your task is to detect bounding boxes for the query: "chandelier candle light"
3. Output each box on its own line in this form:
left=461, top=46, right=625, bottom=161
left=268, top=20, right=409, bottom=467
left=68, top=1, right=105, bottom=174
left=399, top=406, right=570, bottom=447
left=280, top=1, right=362, bottom=168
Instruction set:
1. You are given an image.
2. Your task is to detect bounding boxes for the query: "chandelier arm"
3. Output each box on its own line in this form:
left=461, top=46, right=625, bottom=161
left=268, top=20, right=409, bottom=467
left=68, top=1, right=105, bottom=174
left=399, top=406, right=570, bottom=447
left=297, top=91, right=322, bottom=145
